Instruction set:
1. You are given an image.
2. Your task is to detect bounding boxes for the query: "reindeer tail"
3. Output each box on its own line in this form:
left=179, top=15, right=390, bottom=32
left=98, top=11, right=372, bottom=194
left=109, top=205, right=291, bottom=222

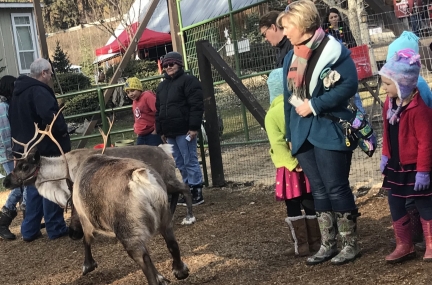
left=158, top=144, right=173, bottom=155
left=131, top=168, right=166, bottom=201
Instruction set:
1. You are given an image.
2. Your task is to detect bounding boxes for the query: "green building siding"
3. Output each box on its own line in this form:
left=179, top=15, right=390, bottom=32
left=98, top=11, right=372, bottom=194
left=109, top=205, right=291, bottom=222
left=0, top=8, right=37, bottom=77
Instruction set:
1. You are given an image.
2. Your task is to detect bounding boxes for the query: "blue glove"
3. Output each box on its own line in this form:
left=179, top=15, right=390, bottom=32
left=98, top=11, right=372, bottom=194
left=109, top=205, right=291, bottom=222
left=414, top=172, right=430, bottom=191
left=380, top=155, right=388, bottom=173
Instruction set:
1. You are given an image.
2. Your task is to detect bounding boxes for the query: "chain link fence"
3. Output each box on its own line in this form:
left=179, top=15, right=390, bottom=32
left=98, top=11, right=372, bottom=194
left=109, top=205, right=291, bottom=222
left=189, top=1, right=396, bottom=190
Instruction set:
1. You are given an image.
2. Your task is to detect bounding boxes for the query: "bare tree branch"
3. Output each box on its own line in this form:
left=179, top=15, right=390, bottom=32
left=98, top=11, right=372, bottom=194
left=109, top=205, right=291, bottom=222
left=319, top=0, right=349, bottom=15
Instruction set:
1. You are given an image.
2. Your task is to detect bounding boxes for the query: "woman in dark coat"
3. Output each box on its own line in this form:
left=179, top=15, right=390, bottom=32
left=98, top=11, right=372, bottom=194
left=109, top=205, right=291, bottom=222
left=323, top=8, right=357, bottom=49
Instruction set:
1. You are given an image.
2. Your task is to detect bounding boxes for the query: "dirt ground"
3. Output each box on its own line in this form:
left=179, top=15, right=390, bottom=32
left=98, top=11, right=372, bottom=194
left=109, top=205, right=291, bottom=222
left=1, top=186, right=431, bottom=285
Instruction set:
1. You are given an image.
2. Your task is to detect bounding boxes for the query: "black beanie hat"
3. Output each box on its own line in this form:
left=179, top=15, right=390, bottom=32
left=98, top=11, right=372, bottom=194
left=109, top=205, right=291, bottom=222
left=162, top=52, right=183, bottom=67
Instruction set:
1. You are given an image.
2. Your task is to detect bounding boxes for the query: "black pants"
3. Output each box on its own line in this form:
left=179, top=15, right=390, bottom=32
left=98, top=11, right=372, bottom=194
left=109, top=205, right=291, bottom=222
left=285, top=193, right=316, bottom=217
left=388, top=190, right=432, bottom=221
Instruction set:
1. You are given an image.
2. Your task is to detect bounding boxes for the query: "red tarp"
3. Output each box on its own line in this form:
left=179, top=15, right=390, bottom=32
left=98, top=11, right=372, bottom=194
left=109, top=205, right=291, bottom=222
left=95, top=22, right=172, bottom=56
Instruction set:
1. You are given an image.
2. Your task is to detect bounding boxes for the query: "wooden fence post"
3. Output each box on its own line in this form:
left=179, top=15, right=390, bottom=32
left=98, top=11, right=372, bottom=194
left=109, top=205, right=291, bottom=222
left=196, top=41, right=225, bottom=187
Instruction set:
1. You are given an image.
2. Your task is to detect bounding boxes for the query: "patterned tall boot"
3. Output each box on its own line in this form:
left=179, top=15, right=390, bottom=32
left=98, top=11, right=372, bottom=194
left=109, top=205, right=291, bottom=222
left=285, top=216, right=310, bottom=256
left=305, top=215, right=321, bottom=252
left=386, top=215, right=416, bottom=263
left=420, top=218, right=432, bottom=262
left=331, top=210, right=361, bottom=265
left=306, top=211, right=338, bottom=265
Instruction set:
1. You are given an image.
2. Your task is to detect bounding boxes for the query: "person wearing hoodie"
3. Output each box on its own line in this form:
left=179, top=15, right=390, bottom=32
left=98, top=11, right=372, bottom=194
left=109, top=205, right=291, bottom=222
left=265, top=68, right=320, bottom=257
left=0, top=75, right=27, bottom=240
left=9, top=58, right=70, bottom=242
left=279, top=1, right=360, bottom=265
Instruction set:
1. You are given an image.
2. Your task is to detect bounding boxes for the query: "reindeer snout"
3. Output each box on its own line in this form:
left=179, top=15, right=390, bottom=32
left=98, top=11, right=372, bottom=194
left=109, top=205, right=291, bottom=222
left=3, top=175, right=12, bottom=188
left=2, top=174, right=22, bottom=189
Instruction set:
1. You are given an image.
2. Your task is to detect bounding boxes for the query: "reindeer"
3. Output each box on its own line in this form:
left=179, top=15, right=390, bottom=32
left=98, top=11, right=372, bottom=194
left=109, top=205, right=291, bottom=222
left=5, top=113, right=190, bottom=284
left=4, top=122, right=196, bottom=228
left=72, top=153, right=190, bottom=284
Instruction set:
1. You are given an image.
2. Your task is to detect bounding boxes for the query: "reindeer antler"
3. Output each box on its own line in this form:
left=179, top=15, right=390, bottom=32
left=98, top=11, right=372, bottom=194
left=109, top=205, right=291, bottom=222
left=11, top=106, right=66, bottom=160
left=11, top=106, right=72, bottom=182
left=98, top=113, right=115, bottom=154
left=35, top=105, right=68, bottom=159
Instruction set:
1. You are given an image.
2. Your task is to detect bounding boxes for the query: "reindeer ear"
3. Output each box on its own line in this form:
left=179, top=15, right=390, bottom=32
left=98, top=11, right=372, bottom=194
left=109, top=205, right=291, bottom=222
left=31, top=149, right=40, bottom=164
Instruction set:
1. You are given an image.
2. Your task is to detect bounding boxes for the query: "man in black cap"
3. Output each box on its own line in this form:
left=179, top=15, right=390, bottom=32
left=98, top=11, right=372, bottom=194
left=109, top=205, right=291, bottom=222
left=155, top=52, right=205, bottom=206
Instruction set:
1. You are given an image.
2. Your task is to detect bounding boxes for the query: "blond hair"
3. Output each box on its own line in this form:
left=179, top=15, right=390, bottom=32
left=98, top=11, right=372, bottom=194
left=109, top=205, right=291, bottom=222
left=276, top=0, right=321, bottom=33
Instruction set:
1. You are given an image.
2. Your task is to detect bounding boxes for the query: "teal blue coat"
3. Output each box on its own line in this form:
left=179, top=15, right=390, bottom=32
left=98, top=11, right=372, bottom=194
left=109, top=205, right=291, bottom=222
left=283, top=36, right=358, bottom=155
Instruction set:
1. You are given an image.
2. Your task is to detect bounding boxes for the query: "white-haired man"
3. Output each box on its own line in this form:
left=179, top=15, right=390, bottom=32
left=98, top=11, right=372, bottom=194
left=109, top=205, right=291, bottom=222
left=9, top=58, right=70, bottom=242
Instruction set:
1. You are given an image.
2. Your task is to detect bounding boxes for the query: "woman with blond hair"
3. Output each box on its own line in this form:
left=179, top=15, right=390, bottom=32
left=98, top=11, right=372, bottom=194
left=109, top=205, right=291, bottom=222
left=278, top=0, right=360, bottom=265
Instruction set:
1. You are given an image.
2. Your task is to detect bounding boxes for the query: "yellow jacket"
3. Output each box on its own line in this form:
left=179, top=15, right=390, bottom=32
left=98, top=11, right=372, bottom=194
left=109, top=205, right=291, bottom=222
left=264, top=95, right=298, bottom=171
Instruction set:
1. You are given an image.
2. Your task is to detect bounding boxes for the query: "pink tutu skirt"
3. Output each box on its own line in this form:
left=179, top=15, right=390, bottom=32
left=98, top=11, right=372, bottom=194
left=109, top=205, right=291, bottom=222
left=275, top=167, right=311, bottom=201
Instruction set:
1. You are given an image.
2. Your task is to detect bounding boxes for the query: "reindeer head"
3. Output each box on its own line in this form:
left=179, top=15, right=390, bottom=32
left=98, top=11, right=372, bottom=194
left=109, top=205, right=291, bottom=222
left=3, top=106, right=67, bottom=189
left=3, top=147, right=41, bottom=189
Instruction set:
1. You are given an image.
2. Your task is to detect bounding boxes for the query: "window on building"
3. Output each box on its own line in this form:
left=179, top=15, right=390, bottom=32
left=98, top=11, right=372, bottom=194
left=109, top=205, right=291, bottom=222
left=11, top=13, right=38, bottom=74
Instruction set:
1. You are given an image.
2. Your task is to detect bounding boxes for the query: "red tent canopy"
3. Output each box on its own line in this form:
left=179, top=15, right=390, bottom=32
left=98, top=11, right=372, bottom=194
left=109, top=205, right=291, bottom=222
left=95, top=22, right=172, bottom=56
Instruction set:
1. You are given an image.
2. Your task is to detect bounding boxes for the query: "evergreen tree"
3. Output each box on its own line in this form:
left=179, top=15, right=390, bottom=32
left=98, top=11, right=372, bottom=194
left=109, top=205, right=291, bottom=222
left=80, top=38, right=96, bottom=84
left=52, top=40, right=71, bottom=73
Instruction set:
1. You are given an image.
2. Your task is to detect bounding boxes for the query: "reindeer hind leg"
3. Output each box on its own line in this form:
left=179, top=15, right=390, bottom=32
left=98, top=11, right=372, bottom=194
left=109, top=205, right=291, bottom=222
left=81, top=217, right=98, bottom=275
left=122, top=240, right=170, bottom=285
left=159, top=222, right=189, bottom=280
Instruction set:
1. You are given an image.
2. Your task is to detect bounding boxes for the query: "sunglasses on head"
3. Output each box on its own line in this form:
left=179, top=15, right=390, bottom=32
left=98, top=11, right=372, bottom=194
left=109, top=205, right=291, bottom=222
left=163, top=63, right=175, bottom=68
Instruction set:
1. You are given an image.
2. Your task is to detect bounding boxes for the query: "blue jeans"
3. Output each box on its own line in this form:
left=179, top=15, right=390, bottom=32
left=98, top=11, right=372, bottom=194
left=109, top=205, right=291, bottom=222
left=2, top=161, right=27, bottom=211
left=136, top=133, right=163, bottom=146
left=21, top=185, right=68, bottom=240
left=167, top=135, right=203, bottom=186
left=353, top=93, right=365, bottom=114
left=296, top=141, right=356, bottom=212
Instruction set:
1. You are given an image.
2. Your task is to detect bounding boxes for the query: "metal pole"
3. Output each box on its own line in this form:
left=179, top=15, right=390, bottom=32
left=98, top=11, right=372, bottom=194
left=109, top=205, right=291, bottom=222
left=228, top=0, right=249, bottom=141
left=97, top=86, right=110, bottom=147
left=176, top=0, right=188, bottom=70
left=198, top=130, right=209, bottom=187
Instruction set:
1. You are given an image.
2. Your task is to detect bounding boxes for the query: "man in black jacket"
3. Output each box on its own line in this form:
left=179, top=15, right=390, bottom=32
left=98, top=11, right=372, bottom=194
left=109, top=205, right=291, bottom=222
left=10, top=58, right=70, bottom=242
left=156, top=52, right=204, bottom=206
left=259, top=11, right=293, bottom=68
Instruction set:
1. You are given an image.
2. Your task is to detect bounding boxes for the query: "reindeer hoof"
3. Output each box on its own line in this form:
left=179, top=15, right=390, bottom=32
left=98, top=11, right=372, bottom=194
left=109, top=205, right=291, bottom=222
left=69, top=227, right=84, bottom=240
left=181, top=216, right=196, bottom=225
left=156, top=274, right=171, bottom=285
left=82, top=260, right=98, bottom=275
left=173, top=262, right=189, bottom=280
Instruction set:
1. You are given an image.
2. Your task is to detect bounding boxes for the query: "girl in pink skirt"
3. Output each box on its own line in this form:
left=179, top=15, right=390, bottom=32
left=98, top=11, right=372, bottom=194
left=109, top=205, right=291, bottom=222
left=265, top=68, right=320, bottom=256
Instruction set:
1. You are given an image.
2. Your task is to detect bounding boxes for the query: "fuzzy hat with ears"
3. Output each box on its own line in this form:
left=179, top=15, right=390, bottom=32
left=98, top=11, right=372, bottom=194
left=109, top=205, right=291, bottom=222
left=386, top=31, right=419, bottom=62
left=379, top=48, right=421, bottom=125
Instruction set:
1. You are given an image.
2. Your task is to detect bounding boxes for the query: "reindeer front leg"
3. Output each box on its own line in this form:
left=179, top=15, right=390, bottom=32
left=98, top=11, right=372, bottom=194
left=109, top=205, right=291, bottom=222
left=181, top=187, right=196, bottom=225
left=169, top=193, right=179, bottom=215
left=69, top=205, right=84, bottom=240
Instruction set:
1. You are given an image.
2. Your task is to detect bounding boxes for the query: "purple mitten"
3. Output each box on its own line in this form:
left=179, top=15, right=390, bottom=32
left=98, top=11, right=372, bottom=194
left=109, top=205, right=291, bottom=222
left=380, top=155, right=388, bottom=173
left=414, top=172, right=430, bottom=191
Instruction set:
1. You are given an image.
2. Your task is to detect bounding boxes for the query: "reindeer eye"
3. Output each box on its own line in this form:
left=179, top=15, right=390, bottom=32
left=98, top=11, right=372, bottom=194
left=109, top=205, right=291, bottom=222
left=21, top=164, right=29, bottom=172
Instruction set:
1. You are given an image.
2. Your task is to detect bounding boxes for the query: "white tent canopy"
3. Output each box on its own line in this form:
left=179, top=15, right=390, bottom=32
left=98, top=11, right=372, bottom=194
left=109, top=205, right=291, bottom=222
left=95, top=0, right=263, bottom=63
